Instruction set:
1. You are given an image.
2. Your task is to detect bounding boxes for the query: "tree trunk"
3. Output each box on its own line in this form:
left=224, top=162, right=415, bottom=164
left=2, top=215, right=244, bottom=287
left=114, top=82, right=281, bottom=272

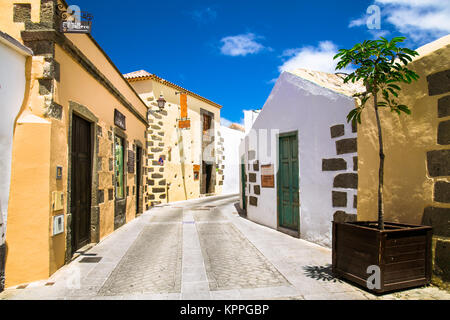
left=373, top=93, right=385, bottom=230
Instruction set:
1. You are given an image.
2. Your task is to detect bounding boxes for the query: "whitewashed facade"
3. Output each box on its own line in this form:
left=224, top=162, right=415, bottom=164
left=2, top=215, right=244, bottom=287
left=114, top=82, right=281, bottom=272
left=239, top=69, right=362, bottom=247
left=0, top=31, right=32, bottom=245
left=220, top=125, right=245, bottom=194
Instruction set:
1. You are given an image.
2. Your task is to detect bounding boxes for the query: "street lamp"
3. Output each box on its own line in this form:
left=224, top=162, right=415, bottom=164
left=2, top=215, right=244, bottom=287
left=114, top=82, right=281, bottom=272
left=156, top=93, right=166, bottom=112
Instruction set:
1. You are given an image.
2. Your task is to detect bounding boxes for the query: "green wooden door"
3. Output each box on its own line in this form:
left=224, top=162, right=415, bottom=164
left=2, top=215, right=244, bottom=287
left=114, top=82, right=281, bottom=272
left=277, top=132, right=299, bottom=231
left=241, top=158, right=247, bottom=211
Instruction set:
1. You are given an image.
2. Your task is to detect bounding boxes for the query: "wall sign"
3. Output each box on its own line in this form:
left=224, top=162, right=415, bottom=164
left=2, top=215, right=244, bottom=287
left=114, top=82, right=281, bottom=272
left=114, top=109, right=126, bottom=130
left=261, top=164, right=275, bottom=188
left=56, top=166, right=63, bottom=180
left=193, top=164, right=200, bottom=180
left=178, top=119, right=191, bottom=129
left=127, top=150, right=135, bottom=174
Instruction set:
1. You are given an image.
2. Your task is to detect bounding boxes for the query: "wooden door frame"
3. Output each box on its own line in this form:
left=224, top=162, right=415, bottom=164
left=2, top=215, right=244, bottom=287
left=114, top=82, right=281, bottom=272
left=276, top=130, right=300, bottom=238
left=134, top=140, right=144, bottom=216
left=113, top=127, right=128, bottom=230
left=200, top=108, right=216, bottom=195
left=66, top=101, right=100, bottom=262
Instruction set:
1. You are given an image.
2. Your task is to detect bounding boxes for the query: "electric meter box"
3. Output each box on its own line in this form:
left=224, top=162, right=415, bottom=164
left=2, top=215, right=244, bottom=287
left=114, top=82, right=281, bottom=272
left=52, top=191, right=64, bottom=211
left=53, top=214, right=64, bottom=236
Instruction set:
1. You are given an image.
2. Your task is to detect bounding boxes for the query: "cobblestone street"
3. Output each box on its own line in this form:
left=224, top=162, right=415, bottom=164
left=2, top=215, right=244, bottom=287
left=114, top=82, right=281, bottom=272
left=0, top=194, right=449, bottom=300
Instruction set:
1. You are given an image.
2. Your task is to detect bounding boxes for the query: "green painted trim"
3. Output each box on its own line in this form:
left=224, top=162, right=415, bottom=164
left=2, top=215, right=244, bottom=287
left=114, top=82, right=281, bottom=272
left=276, top=130, right=300, bottom=236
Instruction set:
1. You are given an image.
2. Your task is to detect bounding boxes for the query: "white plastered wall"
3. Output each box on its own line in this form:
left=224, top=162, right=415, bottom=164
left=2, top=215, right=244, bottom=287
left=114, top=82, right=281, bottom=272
left=0, top=40, right=28, bottom=245
left=240, top=71, right=357, bottom=247
left=220, top=125, right=244, bottom=194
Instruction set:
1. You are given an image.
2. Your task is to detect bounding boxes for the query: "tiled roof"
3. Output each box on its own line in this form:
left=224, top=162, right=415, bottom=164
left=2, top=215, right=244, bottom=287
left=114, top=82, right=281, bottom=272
left=123, top=69, right=222, bottom=109
left=287, top=68, right=365, bottom=97
left=229, top=123, right=245, bottom=132
left=123, top=70, right=152, bottom=79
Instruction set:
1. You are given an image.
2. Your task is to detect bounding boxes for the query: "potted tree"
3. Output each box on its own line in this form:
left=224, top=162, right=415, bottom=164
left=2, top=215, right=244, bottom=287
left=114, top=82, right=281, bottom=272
left=332, top=37, right=433, bottom=294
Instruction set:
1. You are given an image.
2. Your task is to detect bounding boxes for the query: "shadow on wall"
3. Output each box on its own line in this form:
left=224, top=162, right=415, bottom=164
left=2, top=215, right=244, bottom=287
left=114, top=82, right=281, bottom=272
left=303, top=264, right=343, bottom=283
left=234, top=202, right=246, bottom=217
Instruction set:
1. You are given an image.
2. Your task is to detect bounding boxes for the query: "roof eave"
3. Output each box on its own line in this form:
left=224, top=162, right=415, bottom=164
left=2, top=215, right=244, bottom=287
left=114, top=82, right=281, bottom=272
left=125, top=75, right=223, bottom=110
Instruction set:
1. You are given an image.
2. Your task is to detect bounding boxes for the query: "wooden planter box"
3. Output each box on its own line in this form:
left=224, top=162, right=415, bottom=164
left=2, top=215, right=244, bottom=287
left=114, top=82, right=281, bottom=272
left=332, top=221, right=432, bottom=294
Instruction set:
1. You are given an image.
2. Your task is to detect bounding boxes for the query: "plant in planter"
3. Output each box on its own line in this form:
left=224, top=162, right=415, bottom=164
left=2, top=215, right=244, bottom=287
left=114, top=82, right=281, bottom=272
left=331, top=37, right=433, bottom=294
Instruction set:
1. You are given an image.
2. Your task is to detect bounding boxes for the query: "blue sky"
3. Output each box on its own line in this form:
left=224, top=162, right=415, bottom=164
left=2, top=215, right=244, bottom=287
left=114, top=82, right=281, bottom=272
left=72, top=0, right=450, bottom=125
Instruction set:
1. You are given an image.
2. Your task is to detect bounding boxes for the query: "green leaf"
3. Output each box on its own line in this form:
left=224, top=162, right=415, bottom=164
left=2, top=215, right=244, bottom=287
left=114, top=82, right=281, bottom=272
left=397, top=105, right=412, bottom=115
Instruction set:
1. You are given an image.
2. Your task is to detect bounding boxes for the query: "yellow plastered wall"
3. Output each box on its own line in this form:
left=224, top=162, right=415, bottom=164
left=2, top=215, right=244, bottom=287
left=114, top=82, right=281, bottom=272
left=131, top=79, right=222, bottom=203
left=0, top=0, right=41, bottom=42
left=5, top=118, right=52, bottom=287
left=5, top=34, right=147, bottom=286
left=357, top=37, right=450, bottom=223
left=55, top=43, right=147, bottom=242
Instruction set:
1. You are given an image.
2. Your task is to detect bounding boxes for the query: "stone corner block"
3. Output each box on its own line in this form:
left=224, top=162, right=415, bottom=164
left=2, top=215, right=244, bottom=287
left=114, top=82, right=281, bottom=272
left=333, top=173, right=358, bottom=189
left=336, top=138, right=357, bottom=155
left=422, top=206, right=450, bottom=237
left=330, top=124, right=345, bottom=138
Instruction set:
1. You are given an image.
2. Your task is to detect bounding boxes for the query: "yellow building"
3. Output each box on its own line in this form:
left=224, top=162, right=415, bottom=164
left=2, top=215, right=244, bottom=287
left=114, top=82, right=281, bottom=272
left=1, top=0, right=149, bottom=287
left=124, top=70, right=224, bottom=205
left=358, top=35, right=450, bottom=289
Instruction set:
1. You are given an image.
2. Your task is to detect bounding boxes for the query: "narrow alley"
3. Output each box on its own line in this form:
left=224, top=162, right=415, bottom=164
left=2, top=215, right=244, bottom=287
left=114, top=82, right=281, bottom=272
left=1, top=195, right=448, bottom=300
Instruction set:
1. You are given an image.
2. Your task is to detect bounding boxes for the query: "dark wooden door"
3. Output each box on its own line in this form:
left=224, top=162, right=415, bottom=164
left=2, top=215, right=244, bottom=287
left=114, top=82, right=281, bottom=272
left=277, top=132, right=300, bottom=231
left=71, top=114, right=92, bottom=252
left=136, top=146, right=142, bottom=215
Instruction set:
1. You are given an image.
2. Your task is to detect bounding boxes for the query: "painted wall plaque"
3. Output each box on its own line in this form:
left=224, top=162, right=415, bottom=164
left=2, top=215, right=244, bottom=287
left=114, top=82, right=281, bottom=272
left=114, top=109, right=126, bottom=130
left=261, top=164, right=275, bottom=188
left=178, top=119, right=191, bottom=129
left=127, top=150, right=135, bottom=174
left=193, top=164, right=200, bottom=180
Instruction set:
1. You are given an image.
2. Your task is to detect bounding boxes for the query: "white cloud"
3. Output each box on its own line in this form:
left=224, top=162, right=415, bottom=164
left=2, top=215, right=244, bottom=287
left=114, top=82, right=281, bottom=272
left=191, top=7, right=217, bottom=23
left=278, top=41, right=353, bottom=74
left=349, top=17, right=367, bottom=28
left=349, top=1, right=450, bottom=44
left=220, top=33, right=265, bottom=56
left=220, top=117, right=233, bottom=127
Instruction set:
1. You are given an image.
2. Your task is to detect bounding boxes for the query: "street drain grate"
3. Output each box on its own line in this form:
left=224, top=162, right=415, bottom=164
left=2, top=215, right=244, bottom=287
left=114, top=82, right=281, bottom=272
left=79, top=257, right=102, bottom=263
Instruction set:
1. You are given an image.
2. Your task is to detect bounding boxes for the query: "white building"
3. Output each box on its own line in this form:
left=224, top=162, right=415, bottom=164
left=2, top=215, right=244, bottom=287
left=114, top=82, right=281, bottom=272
left=0, top=30, right=32, bottom=290
left=220, top=124, right=245, bottom=194
left=239, top=69, right=363, bottom=247
left=244, top=109, right=261, bottom=134
left=0, top=31, right=32, bottom=246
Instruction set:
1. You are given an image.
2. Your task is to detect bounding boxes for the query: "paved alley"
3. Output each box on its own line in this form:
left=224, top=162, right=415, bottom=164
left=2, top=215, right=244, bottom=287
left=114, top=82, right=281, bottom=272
left=0, top=195, right=448, bottom=300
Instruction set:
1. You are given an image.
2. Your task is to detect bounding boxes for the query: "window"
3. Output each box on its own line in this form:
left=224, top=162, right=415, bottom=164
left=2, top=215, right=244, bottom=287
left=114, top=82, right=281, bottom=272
left=114, top=136, right=125, bottom=199
left=203, top=114, right=211, bottom=134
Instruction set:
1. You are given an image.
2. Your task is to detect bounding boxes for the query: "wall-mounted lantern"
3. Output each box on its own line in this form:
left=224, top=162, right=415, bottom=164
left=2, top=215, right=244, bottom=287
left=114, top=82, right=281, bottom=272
left=156, top=93, right=166, bottom=112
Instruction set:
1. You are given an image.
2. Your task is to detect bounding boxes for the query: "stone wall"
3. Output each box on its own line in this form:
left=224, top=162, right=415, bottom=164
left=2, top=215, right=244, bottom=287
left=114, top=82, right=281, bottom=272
left=0, top=243, right=4, bottom=292
left=422, top=69, right=450, bottom=289
left=246, top=150, right=259, bottom=208
left=324, top=124, right=358, bottom=223
left=216, top=129, right=225, bottom=188
left=357, top=36, right=450, bottom=290
left=144, top=109, right=168, bottom=208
